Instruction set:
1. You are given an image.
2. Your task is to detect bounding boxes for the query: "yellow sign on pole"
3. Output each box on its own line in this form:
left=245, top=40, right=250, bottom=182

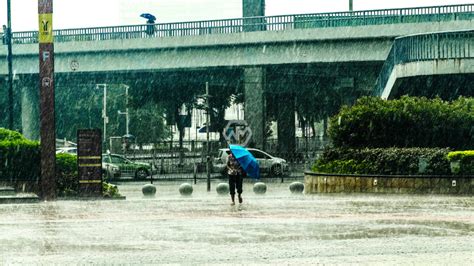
left=38, top=13, right=53, bottom=43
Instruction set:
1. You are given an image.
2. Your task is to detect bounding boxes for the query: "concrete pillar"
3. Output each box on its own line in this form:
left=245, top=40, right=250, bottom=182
left=0, top=79, right=7, bottom=128
left=277, top=94, right=296, bottom=154
left=242, top=0, right=265, bottom=32
left=244, top=67, right=265, bottom=149
left=242, top=0, right=265, bottom=17
left=21, top=83, right=40, bottom=140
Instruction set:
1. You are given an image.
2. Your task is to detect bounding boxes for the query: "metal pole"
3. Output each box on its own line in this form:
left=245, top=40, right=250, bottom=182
left=39, top=0, right=56, bottom=200
left=149, top=162, right=153, bottom=184
left=206, top=82, right=211, bottom=192
left=125, top=85, right=129, bottom=136
left=349, top=0, right=353, bottom=11
left=7, top=0, right=14, bottom=129
left=103, top=84, right=107, bottom=149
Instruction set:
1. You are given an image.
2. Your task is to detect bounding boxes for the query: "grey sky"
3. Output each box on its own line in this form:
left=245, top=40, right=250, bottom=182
left=1, top=0, right=473, bottom=31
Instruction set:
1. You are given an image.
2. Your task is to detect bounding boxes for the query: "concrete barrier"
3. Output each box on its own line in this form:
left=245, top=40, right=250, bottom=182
left=304, top=172, right=472, bottom=194
left=253, top=182, right=267, bottom=194
left=142, top=184, right=157, bottom=196
left=179, top=183, right=193, bottom=196
left=216, top=183, right=230, bottom=195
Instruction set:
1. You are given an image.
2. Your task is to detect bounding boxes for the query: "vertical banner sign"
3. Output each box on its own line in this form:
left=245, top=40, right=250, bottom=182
left=77, top=129, right=103, bottom=196
left=39, top=0, right=56, bottom=200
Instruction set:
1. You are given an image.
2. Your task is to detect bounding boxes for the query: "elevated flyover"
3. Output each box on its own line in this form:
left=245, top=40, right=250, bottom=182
left=1, top=4, right=473, bottom=74
left=374, top=30, right=473, bottom=99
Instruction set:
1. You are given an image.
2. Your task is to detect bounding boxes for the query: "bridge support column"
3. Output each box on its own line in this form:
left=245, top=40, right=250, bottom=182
left=243, top=0, right=265, bottom=17
left=277, top=94, right=296, bottom=155
left=244, top=67, right=265, bottom=149
left=20, top=82, right=40, bottom=140
left=242, top=0, right=265, bottom=31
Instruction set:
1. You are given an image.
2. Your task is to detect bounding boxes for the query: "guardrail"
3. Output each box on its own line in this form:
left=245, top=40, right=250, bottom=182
left=5, top=4, right=474, bottom=44
left=373, top=29, right=474, bottom=96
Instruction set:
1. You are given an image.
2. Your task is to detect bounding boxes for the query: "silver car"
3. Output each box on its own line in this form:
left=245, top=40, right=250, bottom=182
left=214, top=148, right=288, bottom=176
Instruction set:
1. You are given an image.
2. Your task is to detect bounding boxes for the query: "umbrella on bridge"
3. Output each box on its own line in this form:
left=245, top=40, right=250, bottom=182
left=229, top=144, right=260, bottom=179
left=140, top=13, right=156, bottom=23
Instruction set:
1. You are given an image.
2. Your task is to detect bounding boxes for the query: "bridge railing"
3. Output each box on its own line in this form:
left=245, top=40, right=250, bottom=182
left=374, top=29, right=474, bottom=96
left=7, top=4, right=474, bottom=44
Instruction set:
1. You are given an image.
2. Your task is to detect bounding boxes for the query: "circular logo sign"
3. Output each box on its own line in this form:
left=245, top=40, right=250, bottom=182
left=70, top=60, right=79, bottom=71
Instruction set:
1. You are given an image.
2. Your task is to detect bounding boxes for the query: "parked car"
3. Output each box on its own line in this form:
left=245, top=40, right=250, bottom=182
left=102, top=154, right=154, bottom=179
left=214, top=148, right=288, bottom=177
left=56, top=147, right=77, bottom=155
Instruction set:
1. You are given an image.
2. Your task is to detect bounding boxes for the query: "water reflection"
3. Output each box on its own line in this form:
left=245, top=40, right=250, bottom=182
left=40, top=203, right=60, bottom=255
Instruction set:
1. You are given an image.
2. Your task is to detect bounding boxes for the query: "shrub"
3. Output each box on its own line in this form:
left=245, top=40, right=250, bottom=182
left=0, top=129, right=121, bottom=197
left=447, top=151, right=474, bottom=175
left=0, top=128, right=27, bottom=142
left=56, top=153, right=79, bottom=197
left=103, top=182, right=121, bottom=198
left=313, top=147, right=452, bottom=175
left=56, top=154, right=122, bottom=197
left=0, top=130, right=40, bottom=181
left=328, top=96, right=474, bottom=149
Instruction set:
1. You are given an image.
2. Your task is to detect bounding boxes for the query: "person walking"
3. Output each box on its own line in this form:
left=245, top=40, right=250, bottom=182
left=227, top=151, right=245, bottom=205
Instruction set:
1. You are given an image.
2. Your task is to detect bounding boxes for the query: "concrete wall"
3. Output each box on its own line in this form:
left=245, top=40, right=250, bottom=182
left=305, top=172, right=473, bottom=194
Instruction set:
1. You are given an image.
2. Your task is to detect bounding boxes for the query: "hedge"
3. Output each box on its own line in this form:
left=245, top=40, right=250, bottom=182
left=328, top=96, right=474, bottom=149
left=56, top=153, right=79, bottom=197
left=0, top=139, right=41, bottom=181
left=447, top=150, right=474, bottom=175
left=56, top=153, right=121, bottom=198
left=1, top=128, right=120, bottom=197
left=313, top=147, right=453, bottom=175
left=0, top=128, right=27, bottom=142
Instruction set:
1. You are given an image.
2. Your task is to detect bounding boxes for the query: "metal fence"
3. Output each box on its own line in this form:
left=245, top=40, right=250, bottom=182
left=9, top=4, right=474, bottom=45
left=107, top=153, right=312, bottom=182
left=374, top=29, right=474, bottom=96
left=105, top=137, right=328, bottom=181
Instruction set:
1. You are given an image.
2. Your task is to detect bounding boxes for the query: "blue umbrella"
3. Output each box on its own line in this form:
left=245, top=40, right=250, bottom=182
left=140, top=13, right=156, bottom=22
left=229, top=145, right=260, bottom=179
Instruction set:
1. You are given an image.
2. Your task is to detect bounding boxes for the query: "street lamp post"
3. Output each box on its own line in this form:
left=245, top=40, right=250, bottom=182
left=205, top=82, right=211, bottom=192
left=6, top=0, right=14, bottom=129
left=118, top=85, right=130, bottom=136
left=96, top=84, right=108, bottom=150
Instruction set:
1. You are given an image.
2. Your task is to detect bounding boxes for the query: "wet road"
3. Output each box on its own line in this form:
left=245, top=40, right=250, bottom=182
left=0, top=181, right=473, bottom=265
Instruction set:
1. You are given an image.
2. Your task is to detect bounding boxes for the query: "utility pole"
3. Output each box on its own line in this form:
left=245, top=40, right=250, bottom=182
left=39, top=0, right=56, bottom=200
left=6, top=0, right=14, bottom=129
left=205, top=82, right=211, bottom=192
left=125, top=85, right=129, bottom=136
left=102, top=84, right=108, bottom=149
left=349, top=0, right=353, bottom=11
left=118, top=85, right=130, bottom=136
left=96, top=84, right=108, bottom=150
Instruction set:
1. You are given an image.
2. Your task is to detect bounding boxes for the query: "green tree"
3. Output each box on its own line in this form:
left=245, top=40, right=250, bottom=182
left=129, top=103, right=170, bottom=145
left=329, top=96, right=474, bottom=149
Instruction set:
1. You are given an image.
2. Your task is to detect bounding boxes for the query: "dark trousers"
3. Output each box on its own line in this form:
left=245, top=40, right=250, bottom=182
left=229, top=175, right=243, bottom=195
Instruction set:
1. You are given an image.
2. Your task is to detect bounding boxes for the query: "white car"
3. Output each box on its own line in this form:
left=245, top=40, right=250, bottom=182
left=56, top=147, right=77, bottom=155
left=214, top=148, right=288, bottom=176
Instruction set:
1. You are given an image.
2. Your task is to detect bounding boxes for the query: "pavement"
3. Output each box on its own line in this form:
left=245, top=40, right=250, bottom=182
left=0, top=180, right=473, bottom=265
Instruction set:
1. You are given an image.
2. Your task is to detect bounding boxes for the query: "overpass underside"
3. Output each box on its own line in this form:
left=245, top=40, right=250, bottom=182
left=3, top=62, right=381, bottom=152
left=390, top=73, right=474, bottom=100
